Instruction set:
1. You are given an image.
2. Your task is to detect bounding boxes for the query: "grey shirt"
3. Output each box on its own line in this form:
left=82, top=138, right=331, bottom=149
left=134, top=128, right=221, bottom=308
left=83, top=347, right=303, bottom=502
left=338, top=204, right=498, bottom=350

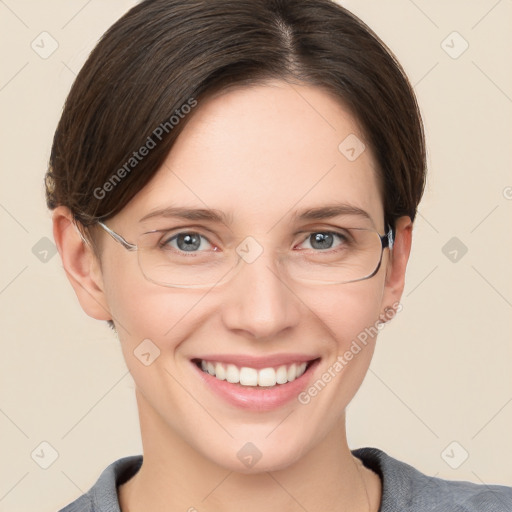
left=58, top=447, right=512, bottom=511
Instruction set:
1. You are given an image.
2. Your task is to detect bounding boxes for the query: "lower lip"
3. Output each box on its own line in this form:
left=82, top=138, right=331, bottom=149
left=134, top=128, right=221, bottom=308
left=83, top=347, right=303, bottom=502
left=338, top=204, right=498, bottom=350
left=191, top=359, right=321, bottom=411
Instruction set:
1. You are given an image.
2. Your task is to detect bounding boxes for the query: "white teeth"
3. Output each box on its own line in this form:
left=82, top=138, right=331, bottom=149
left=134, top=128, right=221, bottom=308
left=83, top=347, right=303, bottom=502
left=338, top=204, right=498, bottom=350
left=225, top=364, right=239, bottom=384
left=215, top=362, right=226, bottom=381
left=206, top=361, right=216, bottom=375
left=276, top=365, right=289, bottom=384
left=198, top=360, right=309, bottom=387
left=287, top=363, right=297, bottom=382
left=258, top=367, right=277, bottom=387
left=239, top=367, right=258, bottom=386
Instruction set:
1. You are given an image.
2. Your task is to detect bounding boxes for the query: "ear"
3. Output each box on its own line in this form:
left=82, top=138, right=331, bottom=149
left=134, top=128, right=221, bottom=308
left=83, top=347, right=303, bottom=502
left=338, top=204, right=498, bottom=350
left=380, top=215, right=413, bottom=316
left=52, top=206, right=112, bottom=321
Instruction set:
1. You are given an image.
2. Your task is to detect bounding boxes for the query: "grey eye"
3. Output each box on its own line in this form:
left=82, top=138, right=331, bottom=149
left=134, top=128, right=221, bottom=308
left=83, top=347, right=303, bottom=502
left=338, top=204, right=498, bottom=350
left=309, top=232, right=335, bottom=250
left=163, top=232, right=212, bottom=252
left=302, top=232, right=348, bottom=251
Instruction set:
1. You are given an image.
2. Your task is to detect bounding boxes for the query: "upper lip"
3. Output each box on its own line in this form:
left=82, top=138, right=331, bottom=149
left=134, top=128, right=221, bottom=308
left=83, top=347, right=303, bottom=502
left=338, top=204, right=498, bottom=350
left=192, top=353, right=320, bottom=369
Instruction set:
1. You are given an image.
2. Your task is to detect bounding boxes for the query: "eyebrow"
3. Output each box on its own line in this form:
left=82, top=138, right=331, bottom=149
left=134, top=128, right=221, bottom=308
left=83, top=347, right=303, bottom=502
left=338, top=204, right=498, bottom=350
left=139, top=207, right=233, bottom=224
left=293, top=203, right=372, bottom=222
left=139, top=202, right=372, bottom=224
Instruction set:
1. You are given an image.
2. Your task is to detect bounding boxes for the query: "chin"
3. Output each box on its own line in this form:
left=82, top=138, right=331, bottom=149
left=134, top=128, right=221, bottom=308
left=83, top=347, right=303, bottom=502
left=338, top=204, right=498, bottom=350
left=203, top=435, right=311, bottom=474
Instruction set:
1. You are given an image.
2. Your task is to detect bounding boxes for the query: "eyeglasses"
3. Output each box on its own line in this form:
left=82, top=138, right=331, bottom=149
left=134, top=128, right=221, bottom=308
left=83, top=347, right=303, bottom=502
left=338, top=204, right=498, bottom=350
left=95, top=221, right=394, bottom=289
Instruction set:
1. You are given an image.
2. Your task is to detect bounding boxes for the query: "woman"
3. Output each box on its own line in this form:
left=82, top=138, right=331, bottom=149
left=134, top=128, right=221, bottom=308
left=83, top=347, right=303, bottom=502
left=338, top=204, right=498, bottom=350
left=47, top=0, right=512, bottom=510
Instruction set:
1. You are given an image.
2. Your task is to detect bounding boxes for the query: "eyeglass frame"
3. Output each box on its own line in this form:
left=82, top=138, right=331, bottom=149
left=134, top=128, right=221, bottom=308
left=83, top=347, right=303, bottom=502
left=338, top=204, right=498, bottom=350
left=93, top=220, right=395, bottom=288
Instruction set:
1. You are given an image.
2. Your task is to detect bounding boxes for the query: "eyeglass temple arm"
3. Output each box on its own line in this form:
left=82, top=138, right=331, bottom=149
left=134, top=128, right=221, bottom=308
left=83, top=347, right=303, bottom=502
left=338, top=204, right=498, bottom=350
left=97, top=221, right=138, bottom=251
left=382, top=224, right=394, bottom=251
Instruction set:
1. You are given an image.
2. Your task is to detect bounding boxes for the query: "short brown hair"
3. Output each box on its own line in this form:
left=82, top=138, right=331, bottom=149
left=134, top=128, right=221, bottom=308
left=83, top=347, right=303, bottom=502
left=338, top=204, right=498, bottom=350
left=46, top=0, right=426, bottom=239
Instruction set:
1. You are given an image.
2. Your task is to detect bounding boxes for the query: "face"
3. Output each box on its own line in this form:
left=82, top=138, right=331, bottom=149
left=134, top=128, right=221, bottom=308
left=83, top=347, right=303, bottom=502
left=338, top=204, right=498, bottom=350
left=82, top=80, right=407, bottom=472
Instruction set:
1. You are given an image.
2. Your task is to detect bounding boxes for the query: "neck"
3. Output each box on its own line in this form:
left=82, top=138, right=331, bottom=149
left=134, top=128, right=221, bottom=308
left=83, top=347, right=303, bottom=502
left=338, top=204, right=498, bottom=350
left=118, top=389, right=381, bottom=512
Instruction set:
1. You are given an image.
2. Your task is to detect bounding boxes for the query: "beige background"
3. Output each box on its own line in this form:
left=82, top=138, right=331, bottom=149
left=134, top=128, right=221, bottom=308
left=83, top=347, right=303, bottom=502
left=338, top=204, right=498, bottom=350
left=0, top=1, right=511, bottom=511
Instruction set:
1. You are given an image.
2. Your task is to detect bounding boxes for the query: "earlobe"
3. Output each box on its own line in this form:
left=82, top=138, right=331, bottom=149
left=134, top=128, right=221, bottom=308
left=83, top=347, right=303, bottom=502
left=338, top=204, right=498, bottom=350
left=52, top=206, right=112, bottom=321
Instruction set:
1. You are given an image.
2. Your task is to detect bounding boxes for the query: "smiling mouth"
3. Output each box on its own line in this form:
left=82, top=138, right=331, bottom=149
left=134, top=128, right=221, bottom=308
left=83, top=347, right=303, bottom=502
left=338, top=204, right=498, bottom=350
left=192, top=358, right=320, bottom=388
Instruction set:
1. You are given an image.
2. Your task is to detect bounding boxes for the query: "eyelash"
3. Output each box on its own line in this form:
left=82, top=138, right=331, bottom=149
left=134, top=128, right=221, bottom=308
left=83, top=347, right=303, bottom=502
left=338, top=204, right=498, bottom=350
left=157, top=229, right=350, bottom=253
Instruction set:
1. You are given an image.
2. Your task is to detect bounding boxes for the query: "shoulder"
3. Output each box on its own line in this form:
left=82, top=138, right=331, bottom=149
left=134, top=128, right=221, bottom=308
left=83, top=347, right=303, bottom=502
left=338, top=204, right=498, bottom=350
left=352, top=446, right=512, bottom=512
left=57, top=455, right=143, bottom=512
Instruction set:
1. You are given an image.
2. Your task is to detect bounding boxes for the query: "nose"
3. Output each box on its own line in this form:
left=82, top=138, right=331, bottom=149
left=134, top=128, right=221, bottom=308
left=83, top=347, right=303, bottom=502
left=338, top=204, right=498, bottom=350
left=220, top=243, right=302, bottom=339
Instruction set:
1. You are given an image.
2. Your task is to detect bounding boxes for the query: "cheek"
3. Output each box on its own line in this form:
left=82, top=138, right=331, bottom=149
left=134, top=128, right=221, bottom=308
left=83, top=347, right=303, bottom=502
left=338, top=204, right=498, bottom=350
left=100, top=251, right=206, bottom=357
left=294, top=280, right=384, bottom=413
left=297, top=278, right=384, bottom=348
left=104, top=275, right=215, bottom=415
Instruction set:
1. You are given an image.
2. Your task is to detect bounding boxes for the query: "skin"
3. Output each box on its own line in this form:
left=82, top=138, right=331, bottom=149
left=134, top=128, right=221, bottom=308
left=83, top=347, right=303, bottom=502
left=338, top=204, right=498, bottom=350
left=53, top=80, right=412, bottom=512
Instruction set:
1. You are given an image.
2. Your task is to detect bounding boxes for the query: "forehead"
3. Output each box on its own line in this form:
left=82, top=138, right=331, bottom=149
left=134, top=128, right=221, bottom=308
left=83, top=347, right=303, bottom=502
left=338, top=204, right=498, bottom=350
left=120, top=80, right=384, bottom=231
